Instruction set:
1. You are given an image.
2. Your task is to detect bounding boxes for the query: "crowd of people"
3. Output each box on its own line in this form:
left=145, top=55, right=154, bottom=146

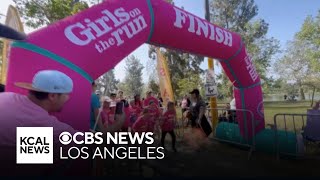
left=90, top=85, right=178, bottom=152
left=90, top=84, right=215, bottom=143
left=0, top=70, right=216, bottom=150
left=0, top=69, right=186, bottom=175
left=0, top=23, right=210, bottom=175
left=218, top=97, right=238, bottom=124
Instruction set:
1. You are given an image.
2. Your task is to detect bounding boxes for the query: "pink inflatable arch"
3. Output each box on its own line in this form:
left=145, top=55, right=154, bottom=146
left=6, top=0, right=264, bottom=138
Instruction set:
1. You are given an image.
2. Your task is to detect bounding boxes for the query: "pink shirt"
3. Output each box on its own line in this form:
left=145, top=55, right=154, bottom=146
left=149, top=104, right=160, bottom=118
left=143, top=97, right=159, bottom=107
left=148, top=105, right=160, bottom=127
left=108, top=113, right=114, bottom=125
left=130, top=106, right=142, bottom=116
left=161, top=110, right=176, bottom=131
left=0, top=92, right=77, bottom=147
left=132, top=115, right=155, bottom=133
left=100, top=110, right=113, bottom=127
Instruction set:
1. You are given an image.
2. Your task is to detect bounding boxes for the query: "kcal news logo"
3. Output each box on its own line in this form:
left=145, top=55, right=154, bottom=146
left=16, top=127, right=53, bottom=164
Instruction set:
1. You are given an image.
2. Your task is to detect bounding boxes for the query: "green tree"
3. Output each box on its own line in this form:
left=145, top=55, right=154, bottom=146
left=216, top=73, right=233, bottom=99
left=296, top=12, right=320, bottom=71
left=148, top=0, right=204, bottom=98
left=13, top=0, right=89, bottom=28
left=303, top=77, right=320, bottom=107
left=272, top=78, right=284, bottom=90
left=96, top=69, right=119, bottom=96
left=275, top=40, right=312, bottom=100
left=177, top=73, right=204, bottom=98
left=148, top=78, right=160, bottom=95
left=282, top=82, right=299, bottom=101
left=209, top=0, right=280, bottom=97
left=148, top=48, right=204, bottom=98
left=288, top=11, right=320, bottom=102
left=274, top=10, right=320, bottom=102
left=121, top=55, right=144, bottom=96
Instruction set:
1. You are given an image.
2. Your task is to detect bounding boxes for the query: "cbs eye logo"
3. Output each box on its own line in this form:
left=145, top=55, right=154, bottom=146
left=59, top=132, right=72, bottom=145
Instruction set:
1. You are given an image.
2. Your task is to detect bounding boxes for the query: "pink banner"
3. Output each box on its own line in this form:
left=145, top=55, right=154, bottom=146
left=6, top=0, right=264, bottom=137
left=149, top=0, right=264, bottom=137
left=234, top=85, right=264, bottom=138
left=6, top=0, right=151, bottom=131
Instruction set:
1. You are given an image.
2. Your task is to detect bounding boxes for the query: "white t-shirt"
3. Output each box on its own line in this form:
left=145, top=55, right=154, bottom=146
left=230, top=98, right=236, bottom=110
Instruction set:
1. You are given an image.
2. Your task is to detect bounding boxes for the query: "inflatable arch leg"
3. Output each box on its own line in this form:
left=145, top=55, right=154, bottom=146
left=6, top=0, right=264, bottom=137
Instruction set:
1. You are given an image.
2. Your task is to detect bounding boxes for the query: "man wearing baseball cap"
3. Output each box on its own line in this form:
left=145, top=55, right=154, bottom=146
left=189, top=88, right=212, bottom=136
left=0, top=70, right=77, bottom=145
left=0, top=70, right=80, bottom=175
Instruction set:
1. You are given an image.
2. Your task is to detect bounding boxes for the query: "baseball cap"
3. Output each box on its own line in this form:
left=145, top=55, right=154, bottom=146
left=189, top=88, right=200, bottom=95
left=0, top=23, right=26, bottom=40
left=15, top=70, right=73, bottom=93
left=102, top=96, right=112, bottom=103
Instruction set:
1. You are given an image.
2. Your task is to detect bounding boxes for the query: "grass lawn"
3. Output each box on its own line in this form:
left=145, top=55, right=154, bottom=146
left=263, top=101, right=313, bottom=131
left=264, top=101, right=311, bottom=118
left=176, top=100, right=315, bottom=131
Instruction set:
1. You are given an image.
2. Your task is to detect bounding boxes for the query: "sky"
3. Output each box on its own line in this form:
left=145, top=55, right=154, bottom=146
left=1, top=0, right=320, bottom=82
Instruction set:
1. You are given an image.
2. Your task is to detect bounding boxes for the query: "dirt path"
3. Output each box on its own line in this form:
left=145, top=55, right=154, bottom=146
left=104, top=137, right=320, bottom=177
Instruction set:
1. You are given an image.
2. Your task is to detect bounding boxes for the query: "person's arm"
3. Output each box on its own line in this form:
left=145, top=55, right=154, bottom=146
left=91, top=94, right=101, bottom=130
left=103, top=113, right=126, bottom=133
left=132, top=117, right=143, bottom=132
left=94, top=108, right=100, bottom=125
left=96, top=111, right=106, bottom=132
left=197, top=102, right=206, bottom=124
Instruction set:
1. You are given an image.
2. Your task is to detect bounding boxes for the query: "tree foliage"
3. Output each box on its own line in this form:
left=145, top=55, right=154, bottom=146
left=275, top=41, right=312, bottom=82
left=120, top=55, right=144, bottom=97
left=209, top=0, right=280, bottom=97
left=274, top=43, right=307, bottom=99
left=275, top=10, right=320, bottom=101
left=296, top=12, right=320, bottom=71
left=13, top=0, right=89, bottom=28
left=148, top=0, right=204, bottom=99
left=149, top=47, right=204, bottom=97
left=177, top=72, right=204, bottom=98
left=148, top=78, right=160, bottom=95
left=13, top=0, right=125, bottom=96
left=96, top=69, right=119, bottom=96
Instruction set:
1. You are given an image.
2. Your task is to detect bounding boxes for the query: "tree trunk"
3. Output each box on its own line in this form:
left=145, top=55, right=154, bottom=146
left=103, top=87, right=107, bottom=96
left=229, top=84, right=233, bottom=98
left=311, top=86, right=316, bottom=107
left=299, top=87, right=305, bottom=100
